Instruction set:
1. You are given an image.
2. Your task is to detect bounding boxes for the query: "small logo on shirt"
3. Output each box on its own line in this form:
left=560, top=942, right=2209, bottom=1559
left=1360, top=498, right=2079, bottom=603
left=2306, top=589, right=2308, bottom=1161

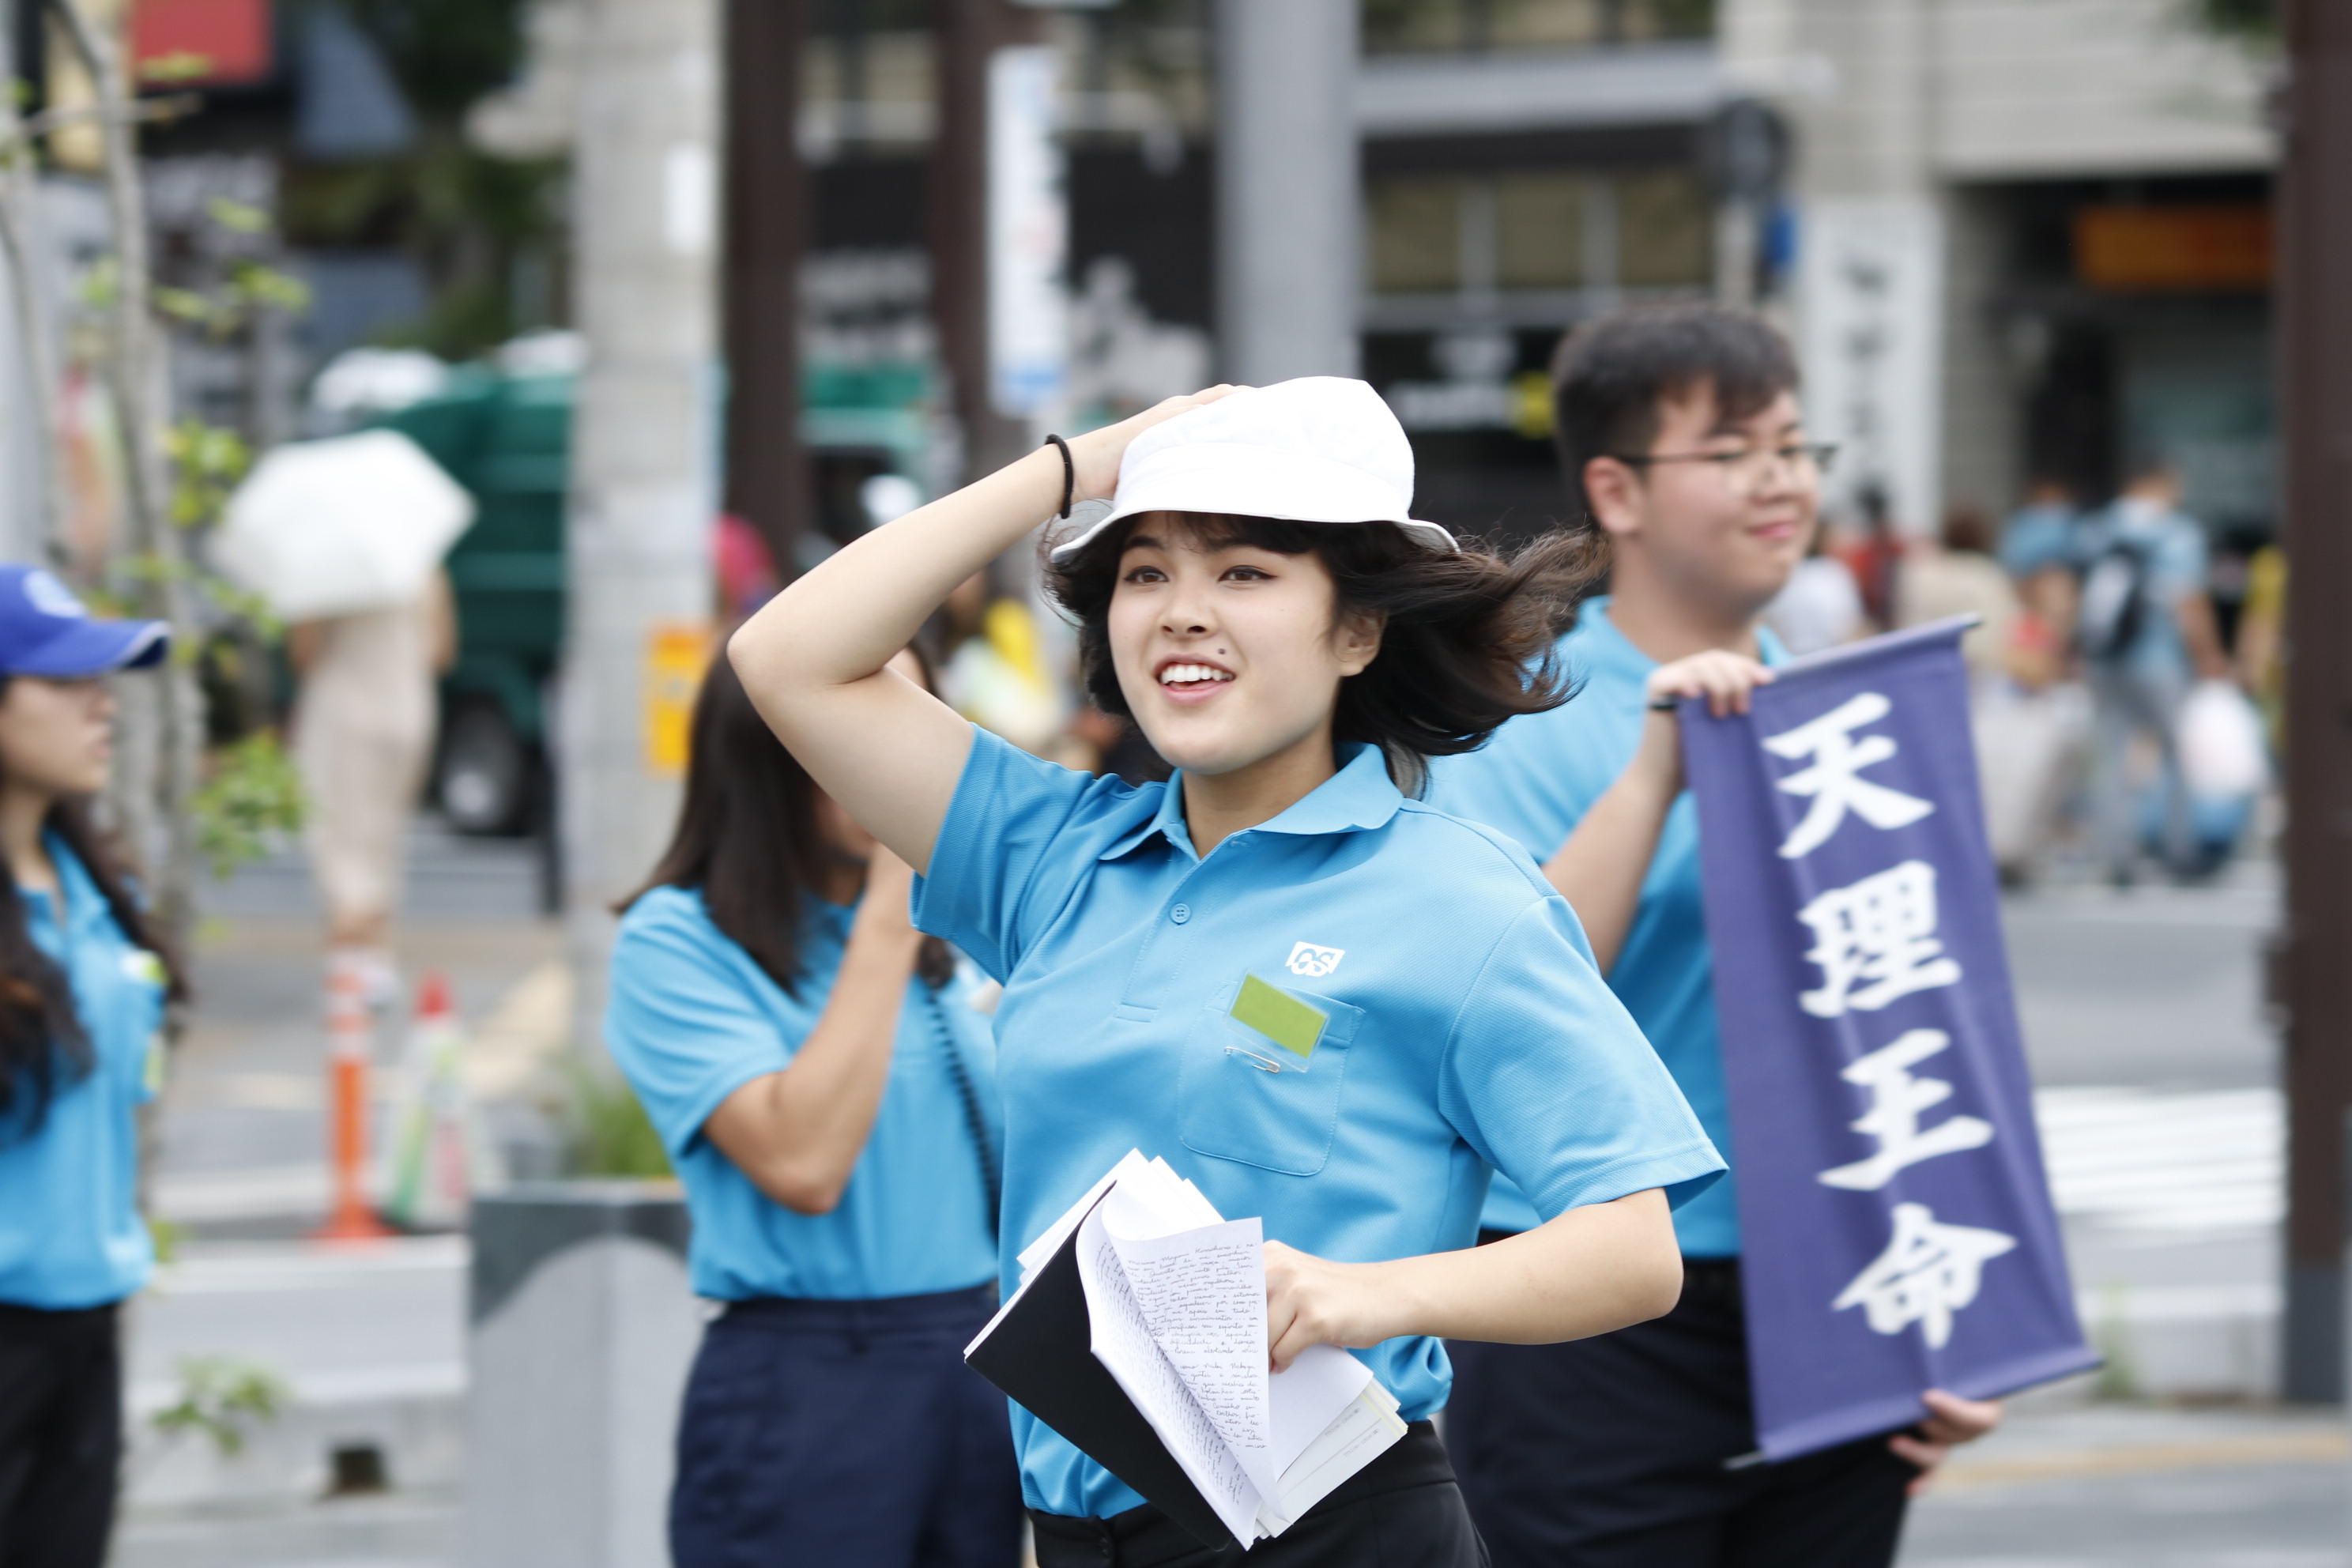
left=1285, top=942, right=1344, bottom=979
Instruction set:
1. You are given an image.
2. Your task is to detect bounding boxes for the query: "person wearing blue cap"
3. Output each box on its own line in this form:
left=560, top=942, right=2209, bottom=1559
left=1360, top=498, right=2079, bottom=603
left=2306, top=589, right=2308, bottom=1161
left=607, top=653, right=1020, bottom=1568
left=0, top=565, right=182, bottom=1568
left=729, top=376, right=1724, bottom=1564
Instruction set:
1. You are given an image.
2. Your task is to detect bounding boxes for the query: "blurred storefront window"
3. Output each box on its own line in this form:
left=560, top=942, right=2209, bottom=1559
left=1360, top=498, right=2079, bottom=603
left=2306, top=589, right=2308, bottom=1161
left=1615, top=167, right=1711, bottom=286
left=1494, top=173, right=1587, bottom=290
left=1363, top=0, right=1714, bottom=55
left=1368, top=179, right=1467, bottom=293
left=1366, top=166, right=1709, bottom=303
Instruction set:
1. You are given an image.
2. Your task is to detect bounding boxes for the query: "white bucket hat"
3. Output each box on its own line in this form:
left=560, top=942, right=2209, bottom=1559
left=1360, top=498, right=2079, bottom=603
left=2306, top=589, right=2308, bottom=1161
left=1046, top=376, right=1460, bottom=564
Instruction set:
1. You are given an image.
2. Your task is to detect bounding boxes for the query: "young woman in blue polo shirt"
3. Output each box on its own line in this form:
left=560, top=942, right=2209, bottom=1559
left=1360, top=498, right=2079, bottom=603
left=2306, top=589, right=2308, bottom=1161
left=0, top=567, right=179, bottom=1568
left=730, top=376, right=1725, bottom=1565
left=606, top=654, right=1020, bottom=1568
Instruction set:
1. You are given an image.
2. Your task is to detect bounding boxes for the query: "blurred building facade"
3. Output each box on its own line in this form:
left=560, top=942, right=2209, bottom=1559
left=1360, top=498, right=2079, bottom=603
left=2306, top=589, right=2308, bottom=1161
left=1745, top=0, right=2277, bottom=621
left=0, top=0, right=2278, bottom=688
left=1345, top=0, right=2276, bottom=579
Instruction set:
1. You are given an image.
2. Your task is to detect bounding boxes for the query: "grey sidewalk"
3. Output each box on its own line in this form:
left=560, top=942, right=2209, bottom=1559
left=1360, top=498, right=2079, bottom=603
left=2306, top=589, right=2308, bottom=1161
left=111, top=1397, right=2351, bottom=1567
left=1902, top=1396, right=2348, bottom=1567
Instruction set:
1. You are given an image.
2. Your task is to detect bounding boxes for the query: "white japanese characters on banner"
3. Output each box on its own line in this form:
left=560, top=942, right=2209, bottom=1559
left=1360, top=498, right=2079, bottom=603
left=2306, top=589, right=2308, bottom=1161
left=1680, top=620, right=2094, bottom=1461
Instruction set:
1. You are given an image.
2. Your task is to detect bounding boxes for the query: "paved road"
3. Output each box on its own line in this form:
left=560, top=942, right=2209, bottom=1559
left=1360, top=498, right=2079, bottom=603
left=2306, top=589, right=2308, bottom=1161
left=1904, top=1399, right=2346, bottom=1568
left=2002, top=871, right=2276, bottom=1092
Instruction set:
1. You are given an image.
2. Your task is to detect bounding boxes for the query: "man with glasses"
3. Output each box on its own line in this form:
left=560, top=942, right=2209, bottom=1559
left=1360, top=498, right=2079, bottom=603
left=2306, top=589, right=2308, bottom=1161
left=1428, top=303, right=2000, bottom=1568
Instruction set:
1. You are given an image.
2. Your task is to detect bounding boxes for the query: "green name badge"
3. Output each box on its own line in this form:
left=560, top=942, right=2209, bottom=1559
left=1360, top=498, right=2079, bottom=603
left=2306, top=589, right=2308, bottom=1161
left=1231, top=974, right=1329, bottom=1061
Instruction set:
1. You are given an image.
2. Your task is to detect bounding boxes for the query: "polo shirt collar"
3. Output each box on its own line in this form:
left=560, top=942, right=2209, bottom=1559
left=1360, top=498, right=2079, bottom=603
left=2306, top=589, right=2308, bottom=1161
left=1576, top=595, right=1790, bottom=673
left=1096, top=742, right=1403, bottom=861
left=21, top=829, right=105, bottom=937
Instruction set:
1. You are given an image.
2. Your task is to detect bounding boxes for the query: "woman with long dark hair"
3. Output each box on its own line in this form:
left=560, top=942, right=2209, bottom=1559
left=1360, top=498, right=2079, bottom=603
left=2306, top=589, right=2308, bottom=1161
left=728, top=377, right=1725, bottom=1564
left=0, top=566, right=183, bottom=1568
left=606, top=653, right=1020, bottom=1568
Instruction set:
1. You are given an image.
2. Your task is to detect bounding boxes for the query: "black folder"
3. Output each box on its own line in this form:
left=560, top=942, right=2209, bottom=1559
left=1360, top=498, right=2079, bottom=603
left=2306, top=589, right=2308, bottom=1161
left=964, top=1202, right=1239, bottom=1551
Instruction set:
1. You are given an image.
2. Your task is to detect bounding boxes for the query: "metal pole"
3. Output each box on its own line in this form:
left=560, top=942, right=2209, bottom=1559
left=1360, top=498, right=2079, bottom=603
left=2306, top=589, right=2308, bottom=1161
left=2280, top=0, right=2352, bottom=1404
left=929, top=0, right=1044, bottom=485
left=1213, top=0, right=1359, bottom=385
left=562, top=0, right=722, bottom=1065
left=722, top=0, right=808, bottom=575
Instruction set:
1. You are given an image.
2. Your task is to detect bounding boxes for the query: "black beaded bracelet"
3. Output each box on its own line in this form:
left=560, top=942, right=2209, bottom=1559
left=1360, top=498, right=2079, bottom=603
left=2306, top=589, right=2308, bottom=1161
left=1042, top=434, right=1074, bottom=519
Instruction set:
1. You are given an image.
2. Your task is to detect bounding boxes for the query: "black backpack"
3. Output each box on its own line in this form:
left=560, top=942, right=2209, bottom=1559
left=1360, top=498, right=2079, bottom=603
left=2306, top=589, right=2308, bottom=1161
left=2077, top=534, right=2150, bottom=663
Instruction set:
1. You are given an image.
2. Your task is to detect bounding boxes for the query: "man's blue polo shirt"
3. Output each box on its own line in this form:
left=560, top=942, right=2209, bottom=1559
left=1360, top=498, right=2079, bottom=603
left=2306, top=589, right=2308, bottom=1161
left=1427, top=597, right=1786, bottom=1258
left=914, top=726, right=1722, bottom=1521
left=607, top=885, right=1001, bottom=1302
left=0, top=834, right=170, bottom=1310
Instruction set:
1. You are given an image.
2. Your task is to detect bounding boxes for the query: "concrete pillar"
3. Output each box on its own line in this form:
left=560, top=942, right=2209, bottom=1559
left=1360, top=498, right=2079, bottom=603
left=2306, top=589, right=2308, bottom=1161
left=561, top=0, right=721, bottom=1057
left=464, top=1185, right=700, bottom=1568
left=1213, top=0, right=1359, bottom=385
left=1734, top=0, right=1946, bottom=534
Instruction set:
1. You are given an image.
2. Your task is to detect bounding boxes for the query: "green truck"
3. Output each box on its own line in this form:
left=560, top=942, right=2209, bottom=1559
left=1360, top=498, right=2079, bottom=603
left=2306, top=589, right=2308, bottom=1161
left=375, top=362, right=934, bottom=835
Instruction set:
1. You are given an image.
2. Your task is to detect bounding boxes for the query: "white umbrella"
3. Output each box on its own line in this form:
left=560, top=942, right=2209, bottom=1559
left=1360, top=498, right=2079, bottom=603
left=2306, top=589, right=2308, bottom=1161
left=216, top=429, right=477, bottom=622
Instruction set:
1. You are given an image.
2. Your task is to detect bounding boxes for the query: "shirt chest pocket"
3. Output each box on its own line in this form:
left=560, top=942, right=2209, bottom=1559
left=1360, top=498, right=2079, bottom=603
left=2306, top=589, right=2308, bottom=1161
left=1175, top=977, right=1363, bottom=1178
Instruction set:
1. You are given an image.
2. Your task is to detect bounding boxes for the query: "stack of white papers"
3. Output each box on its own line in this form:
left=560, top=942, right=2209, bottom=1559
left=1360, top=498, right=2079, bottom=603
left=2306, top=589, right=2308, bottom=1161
left=974, top=1151, right=1408, bottom=1544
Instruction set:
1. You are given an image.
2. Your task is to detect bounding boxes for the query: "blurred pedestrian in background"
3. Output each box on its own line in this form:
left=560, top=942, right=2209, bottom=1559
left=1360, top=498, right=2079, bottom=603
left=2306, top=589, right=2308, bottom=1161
left=2236, top=541, right=2286, bottom=751
left=288, top=570, right=455, bottom=1006
left=605, top=654, right=1018, bottom=1568
left=0, top=567, right=184, bottom=1568
left=1835, top=483, right=1905, bottom=632
left=1997, top=477, right=2080, bottom=582
left=2074, top=456, right=2231, bottom=884
left=1761, top=525, right=1864, bottom=657
left=1895, top=505, right=2018, bottom=680
left=1969, top=492, right=2093, bottom=880
left=1431, top=304, right=2000, bottom=1568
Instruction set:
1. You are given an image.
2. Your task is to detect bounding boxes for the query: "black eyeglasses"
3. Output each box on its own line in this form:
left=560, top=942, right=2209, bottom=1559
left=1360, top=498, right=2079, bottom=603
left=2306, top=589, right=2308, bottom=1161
left=1611, top=443, right=1840, bottom=488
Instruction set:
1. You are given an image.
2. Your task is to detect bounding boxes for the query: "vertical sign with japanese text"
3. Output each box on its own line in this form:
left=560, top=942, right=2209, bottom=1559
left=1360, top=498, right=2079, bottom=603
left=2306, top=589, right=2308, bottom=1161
left=988, top=44, right=1068, bottom=421
left=1681, top=620, right=2096, bottom=1461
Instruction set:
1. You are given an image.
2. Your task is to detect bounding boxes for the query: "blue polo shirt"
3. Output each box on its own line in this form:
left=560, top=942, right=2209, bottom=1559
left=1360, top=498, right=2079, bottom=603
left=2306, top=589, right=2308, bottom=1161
left=1427, top=598, right=1786, bottom=1258
left=915, top=726, right=1722, bottom=1521
left=607, top=885, right=1001, bottom=1302
left=0, top=834, right=169, bottom=1310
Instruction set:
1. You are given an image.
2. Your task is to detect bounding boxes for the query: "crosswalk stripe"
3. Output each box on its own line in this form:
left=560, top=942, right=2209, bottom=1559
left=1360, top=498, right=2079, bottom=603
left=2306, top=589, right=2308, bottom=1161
left=2031, top=1087, right=2282, bottom=1231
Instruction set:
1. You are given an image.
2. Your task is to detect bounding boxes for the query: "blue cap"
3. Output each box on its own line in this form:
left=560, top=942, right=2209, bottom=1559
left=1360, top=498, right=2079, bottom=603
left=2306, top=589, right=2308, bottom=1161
left=0, top=566, right=168, bottom=678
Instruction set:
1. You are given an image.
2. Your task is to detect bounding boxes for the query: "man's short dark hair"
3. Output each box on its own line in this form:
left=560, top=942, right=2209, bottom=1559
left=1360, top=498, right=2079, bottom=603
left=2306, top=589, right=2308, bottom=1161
left=1549, top=302, right=1801, bottom=518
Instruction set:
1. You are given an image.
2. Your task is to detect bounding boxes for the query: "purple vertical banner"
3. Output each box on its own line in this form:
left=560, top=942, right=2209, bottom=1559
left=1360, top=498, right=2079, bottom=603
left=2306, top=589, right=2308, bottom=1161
left=1679, top=617, right=2097, bottom=1461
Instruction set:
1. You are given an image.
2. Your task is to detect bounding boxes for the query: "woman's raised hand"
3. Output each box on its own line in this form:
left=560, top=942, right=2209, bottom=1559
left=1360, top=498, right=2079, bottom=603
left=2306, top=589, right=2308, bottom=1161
left=1065, top=386, right=1244, bottom=505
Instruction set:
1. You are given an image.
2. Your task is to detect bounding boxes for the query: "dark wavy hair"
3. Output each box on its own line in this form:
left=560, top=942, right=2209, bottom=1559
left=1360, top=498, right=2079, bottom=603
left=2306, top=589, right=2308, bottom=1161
left=0, top=793, right=187, bottom=1140
left=620, top=654, right=952, bottom=994
left=1044, top=512, right=1604, bottom=793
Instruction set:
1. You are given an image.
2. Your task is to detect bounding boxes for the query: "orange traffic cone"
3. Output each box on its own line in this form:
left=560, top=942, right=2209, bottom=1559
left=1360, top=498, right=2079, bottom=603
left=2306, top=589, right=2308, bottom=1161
left=315, top=961, right=391, bottom=1242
